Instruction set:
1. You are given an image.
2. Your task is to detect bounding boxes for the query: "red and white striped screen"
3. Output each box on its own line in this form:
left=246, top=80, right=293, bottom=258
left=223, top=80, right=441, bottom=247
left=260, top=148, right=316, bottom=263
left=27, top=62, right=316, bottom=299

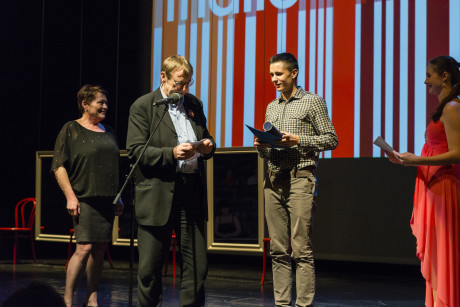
left=151, top=0, right=460, bottom=158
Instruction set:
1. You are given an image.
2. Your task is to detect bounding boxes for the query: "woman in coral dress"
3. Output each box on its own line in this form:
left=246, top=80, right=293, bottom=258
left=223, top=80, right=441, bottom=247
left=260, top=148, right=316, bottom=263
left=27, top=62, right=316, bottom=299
left=387, top=55, right=460, bottom=307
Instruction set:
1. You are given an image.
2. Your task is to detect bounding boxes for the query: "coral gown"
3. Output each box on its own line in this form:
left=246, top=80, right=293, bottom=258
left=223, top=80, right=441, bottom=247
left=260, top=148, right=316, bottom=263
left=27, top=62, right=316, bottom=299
left=412, top=120, right=460, bottom=307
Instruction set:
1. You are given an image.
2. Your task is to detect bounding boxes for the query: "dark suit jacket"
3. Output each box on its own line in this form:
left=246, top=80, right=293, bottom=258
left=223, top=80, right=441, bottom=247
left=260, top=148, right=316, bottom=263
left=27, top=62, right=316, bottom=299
left=126, top=88, right=215, bottom=226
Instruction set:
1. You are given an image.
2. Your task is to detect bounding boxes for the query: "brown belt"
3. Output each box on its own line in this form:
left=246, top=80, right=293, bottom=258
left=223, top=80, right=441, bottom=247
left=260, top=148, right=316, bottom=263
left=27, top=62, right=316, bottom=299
left=267, top=167, right=314, bottom=178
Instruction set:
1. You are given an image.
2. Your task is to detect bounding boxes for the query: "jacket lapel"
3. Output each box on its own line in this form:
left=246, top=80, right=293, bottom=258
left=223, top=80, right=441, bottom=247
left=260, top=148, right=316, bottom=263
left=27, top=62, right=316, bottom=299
left=183, top=95, right=199, bottom=137
left=153, top=88, right=176, bottom=134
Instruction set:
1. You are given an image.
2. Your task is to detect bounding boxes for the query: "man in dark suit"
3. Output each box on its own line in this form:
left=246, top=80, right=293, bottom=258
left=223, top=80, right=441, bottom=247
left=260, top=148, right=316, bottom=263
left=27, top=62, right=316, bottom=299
left=126, top=55, right=215, bottom=307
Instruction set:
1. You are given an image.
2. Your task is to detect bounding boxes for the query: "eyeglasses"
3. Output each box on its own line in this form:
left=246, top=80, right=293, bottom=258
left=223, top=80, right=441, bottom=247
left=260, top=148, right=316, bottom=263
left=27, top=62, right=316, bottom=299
left=168, top=77, right=194, bottom=88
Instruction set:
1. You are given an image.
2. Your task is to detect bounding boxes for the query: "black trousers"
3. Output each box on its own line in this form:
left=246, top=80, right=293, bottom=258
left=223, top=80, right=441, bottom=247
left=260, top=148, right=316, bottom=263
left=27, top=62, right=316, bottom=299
left=137, top=173, right=207, bottom=307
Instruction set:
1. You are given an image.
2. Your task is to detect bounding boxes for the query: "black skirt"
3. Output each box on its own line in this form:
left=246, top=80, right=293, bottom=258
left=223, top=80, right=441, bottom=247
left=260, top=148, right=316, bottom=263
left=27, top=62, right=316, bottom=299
left=73, top=198, right=115, bottom=243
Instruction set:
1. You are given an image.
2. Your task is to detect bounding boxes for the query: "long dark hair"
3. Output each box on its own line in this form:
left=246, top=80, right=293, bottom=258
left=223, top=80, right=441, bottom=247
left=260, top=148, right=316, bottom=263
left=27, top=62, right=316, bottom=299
left=430, top=56, right=460, bottom=122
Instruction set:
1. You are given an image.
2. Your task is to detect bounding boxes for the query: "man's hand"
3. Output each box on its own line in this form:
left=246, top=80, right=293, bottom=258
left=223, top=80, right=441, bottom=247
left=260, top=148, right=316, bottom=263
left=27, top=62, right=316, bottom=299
left=254, top=137, right=270, bottom=149
left=275, top=131, right=300, bottom=147
left=116, top=200, right=124, bottom=216
left=173, top=143, right=195, bottom=160
left=195, top=139, right=214, bottom=155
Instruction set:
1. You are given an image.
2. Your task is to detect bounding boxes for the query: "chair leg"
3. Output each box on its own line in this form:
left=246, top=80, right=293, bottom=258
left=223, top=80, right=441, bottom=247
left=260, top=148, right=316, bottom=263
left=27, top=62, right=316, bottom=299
left=261, top=239, right=269, bottom=285
left=164, top=234, right=177, bottom=277
left=105, top=246, right=114, bottom=269
left=172, top=236, right=176, bottom=279
left=30, top=231, right=37, bottom=264
left=13, top=232, right=18, bottom=266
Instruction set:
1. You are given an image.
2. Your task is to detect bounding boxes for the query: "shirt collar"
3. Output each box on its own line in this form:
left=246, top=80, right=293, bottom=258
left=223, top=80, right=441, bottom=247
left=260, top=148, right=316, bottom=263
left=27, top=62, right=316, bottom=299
left=160, top=87, right=183, bottom=108
left=277, top=86, right=303, bottom=103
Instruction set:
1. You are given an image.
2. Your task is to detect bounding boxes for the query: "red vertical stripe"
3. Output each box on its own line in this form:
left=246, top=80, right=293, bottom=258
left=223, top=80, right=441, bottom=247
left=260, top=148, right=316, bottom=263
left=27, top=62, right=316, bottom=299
left=286, top=2, right=299, bottom=58
left=322, top=0, right=327, bottom=160
left=426, top=0, right=450, bottom=119
left=232, top=0, right=246, bottom=146
left=331, top=0, right=355, bottom=157
left=360, top=0, right=374, bottom=157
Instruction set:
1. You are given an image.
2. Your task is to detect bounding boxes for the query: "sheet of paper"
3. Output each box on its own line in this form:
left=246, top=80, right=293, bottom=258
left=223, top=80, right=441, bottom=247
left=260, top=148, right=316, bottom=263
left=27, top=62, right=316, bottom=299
left=185, top=140, right=205, bottom=161
left=373, top=136, right=394, bottom=152
left=245, top=124, right=282, bottom=145
left=190, top=140, right=204, bottom=148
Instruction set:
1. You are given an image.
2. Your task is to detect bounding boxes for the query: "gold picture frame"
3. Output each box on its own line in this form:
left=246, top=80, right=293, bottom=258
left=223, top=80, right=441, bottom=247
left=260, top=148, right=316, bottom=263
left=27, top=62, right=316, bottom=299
left=35, top=148, right=265, bottom=254
left=206, top=147, right=265, bottom=254
left=34, top=150, right=129, bottom=244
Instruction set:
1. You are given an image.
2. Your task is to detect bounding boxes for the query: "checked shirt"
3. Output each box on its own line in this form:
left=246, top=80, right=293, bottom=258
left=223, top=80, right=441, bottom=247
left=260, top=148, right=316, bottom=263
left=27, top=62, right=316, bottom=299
left=258, top=87, right=338, bottom=172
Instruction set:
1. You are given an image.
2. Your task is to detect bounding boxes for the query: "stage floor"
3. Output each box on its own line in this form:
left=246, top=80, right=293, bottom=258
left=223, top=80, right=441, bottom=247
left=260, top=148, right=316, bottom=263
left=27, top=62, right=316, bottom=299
left=0, top=256, right=425, bottom=306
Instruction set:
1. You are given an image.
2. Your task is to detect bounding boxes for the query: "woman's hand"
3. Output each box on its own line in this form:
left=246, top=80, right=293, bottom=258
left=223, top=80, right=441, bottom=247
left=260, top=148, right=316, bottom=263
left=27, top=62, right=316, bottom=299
left=386, top=150, right=420, bottom=166
left=393, top=151, right=420, bottom=166
left=67, top=198, right=80, bottom=216
left=385, top=150, right=420, bottom=166
left=384, top=150, right=402, bottom=165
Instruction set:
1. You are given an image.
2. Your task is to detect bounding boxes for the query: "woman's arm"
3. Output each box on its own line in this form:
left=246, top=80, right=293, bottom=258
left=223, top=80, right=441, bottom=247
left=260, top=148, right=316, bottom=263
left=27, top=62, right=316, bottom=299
left=395, top=101, right=460, bottom=166
left=54, top=166, right=80, bottom=216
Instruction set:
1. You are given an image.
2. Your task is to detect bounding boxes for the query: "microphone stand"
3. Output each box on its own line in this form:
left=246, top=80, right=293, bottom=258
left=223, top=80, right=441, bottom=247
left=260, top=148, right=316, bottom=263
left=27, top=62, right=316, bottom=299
left=112, top=105, right=170, bottom=307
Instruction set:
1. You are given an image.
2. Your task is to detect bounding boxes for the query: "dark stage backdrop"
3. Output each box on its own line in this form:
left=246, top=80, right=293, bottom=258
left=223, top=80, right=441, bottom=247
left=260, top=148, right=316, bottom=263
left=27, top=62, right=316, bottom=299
left=0, top=0, right=419, bottom=264
left=0, top=0, right=152, bottom=225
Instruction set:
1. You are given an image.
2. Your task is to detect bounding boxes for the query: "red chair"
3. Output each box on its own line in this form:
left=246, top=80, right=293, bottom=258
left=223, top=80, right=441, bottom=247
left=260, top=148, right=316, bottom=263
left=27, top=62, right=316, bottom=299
left=0, top=198, right=37, bottom=265
left=163, top=232, right=177, bottom=278
left=65, top=228, right=114, bottom=271
left=261, top=237, right=292, bottom=285
left=261, top=238, right=270, bottom=285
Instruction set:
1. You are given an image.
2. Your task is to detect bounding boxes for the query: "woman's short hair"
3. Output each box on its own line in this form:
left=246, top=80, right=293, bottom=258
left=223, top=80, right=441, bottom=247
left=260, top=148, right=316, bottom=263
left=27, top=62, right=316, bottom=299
left=77, top=84, right=107, bottom=115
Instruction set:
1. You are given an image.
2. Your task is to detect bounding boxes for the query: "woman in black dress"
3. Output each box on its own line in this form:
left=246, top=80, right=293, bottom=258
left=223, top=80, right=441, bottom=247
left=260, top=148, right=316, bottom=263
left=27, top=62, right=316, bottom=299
left=52, top=84, right=123, bottom=307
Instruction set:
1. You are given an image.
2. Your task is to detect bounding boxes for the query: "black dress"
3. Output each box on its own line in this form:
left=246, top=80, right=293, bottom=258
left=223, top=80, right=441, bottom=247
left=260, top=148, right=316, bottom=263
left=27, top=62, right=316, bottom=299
left=51, top=121, right=119, bottom=242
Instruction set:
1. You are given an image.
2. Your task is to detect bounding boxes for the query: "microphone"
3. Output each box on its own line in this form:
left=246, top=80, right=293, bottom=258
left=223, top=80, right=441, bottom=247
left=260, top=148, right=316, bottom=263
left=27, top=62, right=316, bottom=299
left=153, top=93, right=182, bottom=106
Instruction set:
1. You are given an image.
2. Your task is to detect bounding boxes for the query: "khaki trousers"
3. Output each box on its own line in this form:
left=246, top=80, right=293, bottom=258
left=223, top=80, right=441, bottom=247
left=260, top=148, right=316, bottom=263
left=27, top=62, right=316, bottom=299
left=264, top=170, right=317, bottom=307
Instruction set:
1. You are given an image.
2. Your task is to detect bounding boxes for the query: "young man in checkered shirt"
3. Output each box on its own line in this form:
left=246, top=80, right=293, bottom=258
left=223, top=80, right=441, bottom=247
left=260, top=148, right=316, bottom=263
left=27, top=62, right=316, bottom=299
left=254, top=52, right=338, bottom=307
